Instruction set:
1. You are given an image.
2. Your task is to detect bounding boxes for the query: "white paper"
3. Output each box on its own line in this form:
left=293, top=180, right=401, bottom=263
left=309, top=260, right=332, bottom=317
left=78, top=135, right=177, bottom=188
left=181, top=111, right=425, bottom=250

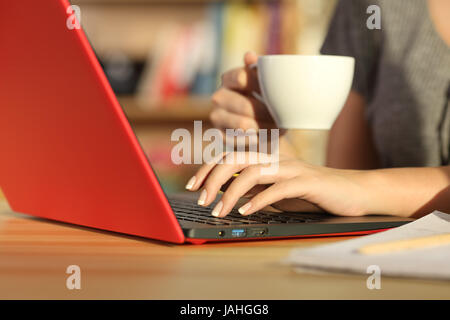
left=286, top=211, right=450, bottom=280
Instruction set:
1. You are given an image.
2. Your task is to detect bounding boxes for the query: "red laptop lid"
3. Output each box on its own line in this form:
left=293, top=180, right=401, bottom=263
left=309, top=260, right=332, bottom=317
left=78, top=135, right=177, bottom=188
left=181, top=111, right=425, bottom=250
left=0, top=0, right=185, bottom=243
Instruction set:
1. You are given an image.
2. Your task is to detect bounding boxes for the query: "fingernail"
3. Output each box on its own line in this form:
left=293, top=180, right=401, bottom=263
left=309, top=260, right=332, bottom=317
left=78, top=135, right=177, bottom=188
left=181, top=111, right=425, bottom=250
left=185, top=176, right=196, bottom=190
left=237, top=71, right=246, bottom=86
left=238, top=202, right=252, bottom=215
left=211, top=201, right=223, bottom=217
left=197, top=189, right=207, bottom=206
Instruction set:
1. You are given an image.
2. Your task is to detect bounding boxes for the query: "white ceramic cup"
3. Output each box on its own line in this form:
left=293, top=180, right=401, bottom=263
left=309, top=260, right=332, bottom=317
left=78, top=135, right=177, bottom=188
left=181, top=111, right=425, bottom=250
left=251, top=55, right=355, bottom=130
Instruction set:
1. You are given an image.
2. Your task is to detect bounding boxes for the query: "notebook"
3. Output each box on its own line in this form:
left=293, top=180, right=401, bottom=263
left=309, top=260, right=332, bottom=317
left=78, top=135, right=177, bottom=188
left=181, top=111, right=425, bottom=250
left=286, top=211, right=450, bottom=280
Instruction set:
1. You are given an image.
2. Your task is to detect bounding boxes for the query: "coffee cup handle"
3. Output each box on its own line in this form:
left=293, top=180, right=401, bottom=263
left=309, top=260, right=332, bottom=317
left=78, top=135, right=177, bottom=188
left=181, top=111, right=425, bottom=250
left=249, top=63, right=265, bottom=105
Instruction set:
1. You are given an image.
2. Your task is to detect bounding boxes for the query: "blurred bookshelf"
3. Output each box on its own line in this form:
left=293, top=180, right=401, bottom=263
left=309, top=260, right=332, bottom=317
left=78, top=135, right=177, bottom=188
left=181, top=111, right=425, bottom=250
left=72, top=0, right=336, bottom=106
left=119, top=96, right=211, bottom=124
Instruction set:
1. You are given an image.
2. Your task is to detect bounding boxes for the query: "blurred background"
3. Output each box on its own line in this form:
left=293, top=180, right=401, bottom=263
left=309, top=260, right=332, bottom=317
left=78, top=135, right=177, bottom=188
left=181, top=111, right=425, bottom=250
left=69, top=0, right=338, bottom=194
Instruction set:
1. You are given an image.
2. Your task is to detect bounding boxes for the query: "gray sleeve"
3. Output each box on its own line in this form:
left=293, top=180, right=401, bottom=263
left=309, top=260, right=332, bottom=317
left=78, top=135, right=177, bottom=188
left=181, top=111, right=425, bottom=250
left=320, top=0, right=382, bottom=101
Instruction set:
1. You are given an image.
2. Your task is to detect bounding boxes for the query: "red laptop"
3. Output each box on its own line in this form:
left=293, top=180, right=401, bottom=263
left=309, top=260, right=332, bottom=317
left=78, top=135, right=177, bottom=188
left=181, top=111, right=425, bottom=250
left=0, top=0, right=412, bottom=244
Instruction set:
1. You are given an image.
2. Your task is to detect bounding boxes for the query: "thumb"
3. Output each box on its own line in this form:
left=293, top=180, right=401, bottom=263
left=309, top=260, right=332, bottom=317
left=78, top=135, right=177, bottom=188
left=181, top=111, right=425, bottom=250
left=244, top=51, right=258, bottom=66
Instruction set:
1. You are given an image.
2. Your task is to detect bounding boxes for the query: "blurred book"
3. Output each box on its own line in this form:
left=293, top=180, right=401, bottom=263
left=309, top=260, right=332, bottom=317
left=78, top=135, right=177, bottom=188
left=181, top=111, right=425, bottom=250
left=99, top=50, right=145, bottom=96
left=136, top=1, right=300, bottom=109
left=219, top=2, right=265, bottom=76
left=286, top=211, right=450, bottom=280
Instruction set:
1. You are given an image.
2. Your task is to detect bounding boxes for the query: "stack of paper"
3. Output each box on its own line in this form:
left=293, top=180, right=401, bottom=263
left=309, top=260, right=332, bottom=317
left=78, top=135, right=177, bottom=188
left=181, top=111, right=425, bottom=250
left=286, top=211, right=450, bottom=280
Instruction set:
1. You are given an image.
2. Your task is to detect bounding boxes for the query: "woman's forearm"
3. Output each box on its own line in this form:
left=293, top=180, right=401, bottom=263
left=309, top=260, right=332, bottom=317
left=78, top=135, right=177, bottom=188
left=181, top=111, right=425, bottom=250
left=362, top=166, right=450, bottom=218
left=327, top=91, right=380, bottom=170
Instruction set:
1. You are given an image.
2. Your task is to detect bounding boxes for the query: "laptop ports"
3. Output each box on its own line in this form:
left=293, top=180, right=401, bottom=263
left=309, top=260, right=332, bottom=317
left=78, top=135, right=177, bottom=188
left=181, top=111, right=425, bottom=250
left=231, top=229, right=246, bottom=238
left=249, top=228, right=268, bottom=237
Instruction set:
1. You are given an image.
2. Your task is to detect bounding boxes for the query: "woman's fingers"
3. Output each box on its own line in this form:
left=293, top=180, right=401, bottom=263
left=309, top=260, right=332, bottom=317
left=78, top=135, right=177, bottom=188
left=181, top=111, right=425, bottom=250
left=200, top=161, right=250, bottom=207
left=212, top=163, right=283, bottom=217
left=238, top=178, right=307, bottom=216
left=188, top=157, right=303, bottom=214
left=212, top=88, right=253, bottom=117
left=220, top=51, right=259, bottom=92
left=185, top=152, right=230, bottom=192
left=209, top=106, right=277, bottom=133
left=187, top=152, right=262, bottom=205
left=187, top=152, right=266, bottom=192
left=220, top=179, right=268, bottom=198
left=221, top=67, right=254, bottom=92
left=212, top=161, right=298, bottom=217
left=211, top=88, right=272, bottom=122
left=209, top=52, right=279, bottom=133
left=209, top=104, right=259, bottom=131
left=271, top=198, right=323, bottom=213
left=244, top=51, right=258, bottom=67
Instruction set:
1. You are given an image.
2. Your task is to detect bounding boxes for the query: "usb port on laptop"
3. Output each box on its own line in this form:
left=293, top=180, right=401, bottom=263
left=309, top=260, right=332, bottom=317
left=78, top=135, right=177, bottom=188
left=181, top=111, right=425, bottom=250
left=231, top=229, right=246, bottom=237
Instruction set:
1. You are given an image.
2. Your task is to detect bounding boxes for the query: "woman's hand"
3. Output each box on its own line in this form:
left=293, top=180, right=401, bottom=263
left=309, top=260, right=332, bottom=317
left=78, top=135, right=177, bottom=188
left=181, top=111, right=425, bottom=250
left=186, top=151, right=373, bottom=218
left=211, top=51, right=297, bottom=159
left=210, top=52, right=276, bottom=131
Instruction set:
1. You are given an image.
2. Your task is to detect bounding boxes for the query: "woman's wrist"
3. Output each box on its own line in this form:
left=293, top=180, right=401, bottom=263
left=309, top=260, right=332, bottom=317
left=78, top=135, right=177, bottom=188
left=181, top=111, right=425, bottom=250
left=356, top=166, right=450, bottom=218
left=354, top=169, right=393, bottom=216
left=278, top=135, right=299, bottom=160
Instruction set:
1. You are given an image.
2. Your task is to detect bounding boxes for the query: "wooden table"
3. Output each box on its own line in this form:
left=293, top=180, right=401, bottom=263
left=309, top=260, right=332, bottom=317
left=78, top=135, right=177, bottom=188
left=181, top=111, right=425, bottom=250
left=0, top=200, right=448, bottom=299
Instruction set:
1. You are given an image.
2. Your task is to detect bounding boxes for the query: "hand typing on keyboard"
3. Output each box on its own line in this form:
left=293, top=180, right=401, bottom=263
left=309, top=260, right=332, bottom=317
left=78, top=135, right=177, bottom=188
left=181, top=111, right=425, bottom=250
left=185, top=151, right=373, bottom=219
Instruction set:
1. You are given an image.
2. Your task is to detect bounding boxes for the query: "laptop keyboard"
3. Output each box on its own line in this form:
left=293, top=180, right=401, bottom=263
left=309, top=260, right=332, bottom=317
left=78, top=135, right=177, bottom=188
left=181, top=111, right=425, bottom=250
left=169, top=199, right=323, bottom=226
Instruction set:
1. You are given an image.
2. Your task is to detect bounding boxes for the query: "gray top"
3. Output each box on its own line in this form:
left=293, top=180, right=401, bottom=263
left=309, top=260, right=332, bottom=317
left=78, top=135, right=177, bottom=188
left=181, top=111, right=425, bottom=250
left=321, top=0, right=450, bottom=168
